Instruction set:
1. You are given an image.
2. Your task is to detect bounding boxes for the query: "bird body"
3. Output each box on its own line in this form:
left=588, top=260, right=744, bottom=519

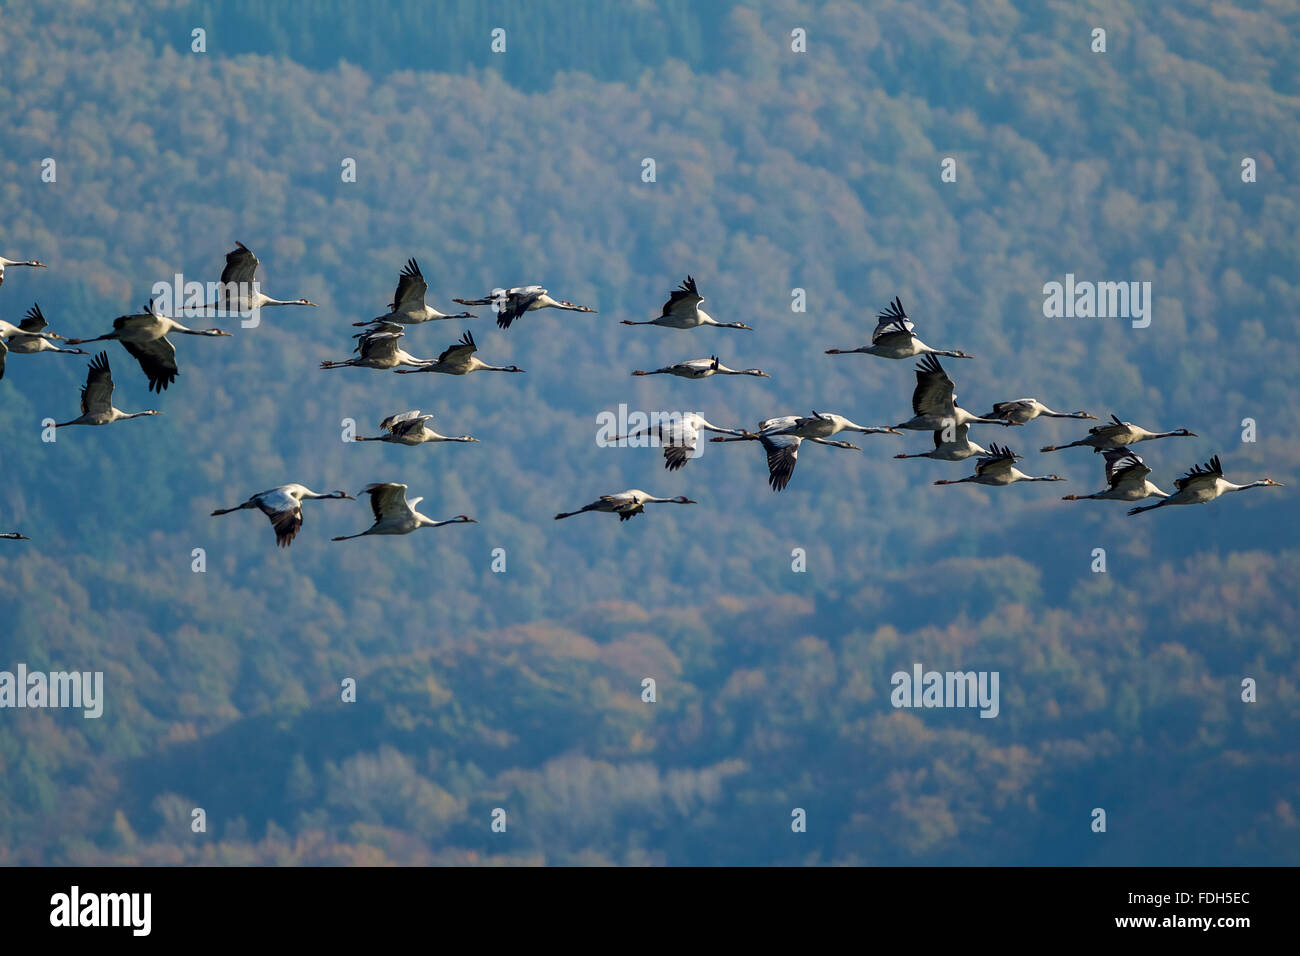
left=1040, top=414, right=1196, bottom=453
left=1062, top=449, right=1168, bottom=502
left=982, top=398, right=1096, bottom=424
left=621, top=276, right=751, bottom=330
left=895, top=355, right=1015, bottom=431
left=0, top=532, right=29, bottom=540
left=356, top=258, right=475, bottom=327
left=1128, top=456, right=1282, bottom=515
left=454, top=284, right=595, bottom=330
left=392, top=330, right=523, bottom=375
left=332, top=483, right=475, bottom=539
left=826, top=297, right=970, bottom=359
left=933, top=444, right=1063, bottom=487
left=632, top=356, right=768, bottom=378
left=895, top=422, right=988, bottom=461
left=555, top=489, right=695, bottom=521
left=355, top=410, right=479, bottom=445
left=55, top=352, right=160, bottom=427
left=211, top=484, right=353, bottom=547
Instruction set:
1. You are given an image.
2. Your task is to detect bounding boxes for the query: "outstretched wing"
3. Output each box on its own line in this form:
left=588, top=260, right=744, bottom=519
left=355, top=321, right=404, bottom=349
left=661, top=420, right=701, bottom=471
left=872, top=296, right=916, bottom=346
left=391, top=258, right=428, bottom=312
left=757, top=433, right=800, bottom=491
left=1103, top=449, right=1150, bottom=486
left=1174, top=455, right=1223, bottom=492
left=912, top=354, right=955, bottom=416
left=80, top=351, right=115, bottom=414
left=437, top=331, right=478, bottom=367
left=661, top=276, right=702, bottom=319
left=20, top=303, right=49, bottom=333
left=255, top=487, right=304, bottom=548
left=1089, top=414, right=1128, bottom=438
left=121, top=336, right=178, bottom=393
left=360, top=482, right=411, bottom=522
left=358, top=331, right=402, bottom=362
left=220, top=242, right=260, bottom=286
left=380, top=409, right=429, bottom=432
left=974, top=443, right=1017, bottom=476
left=496, top=287, right=544, bottom=329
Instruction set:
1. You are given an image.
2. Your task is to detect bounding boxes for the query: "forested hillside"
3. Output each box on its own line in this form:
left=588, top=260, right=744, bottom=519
left=0, top=0, right=1297, bottom=865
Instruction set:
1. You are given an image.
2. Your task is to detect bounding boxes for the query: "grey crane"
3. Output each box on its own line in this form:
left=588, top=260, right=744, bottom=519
left=392, top=331, right=523, bottom=376
left=1062, top=449, right=1169, bottom=503
left=621, top=276, right=751, bottom=330
left=67, top=299, right=231, bottom=392
left=355, top=410, right=480, bottom=446
left=332, top=483, right=476, bottom=539
left=1128, top=456, right=1283, bottom=516
left=54, top=352, right=160, bottom=427
left=1041, top=414, right=1196, bottom=453
left=826, top=297, right=971, bottom=360
left=555, top=489, right=696, bottom=521
left=211, top=484, right=354, bottom=548
left=933, top=444, right=1063, bottom=487
left=355, top=258, right=475, bottom=327
left=453, top=285, right=595, bottom=330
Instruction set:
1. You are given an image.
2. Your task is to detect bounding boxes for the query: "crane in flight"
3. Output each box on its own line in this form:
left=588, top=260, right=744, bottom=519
left=354, top=410, right=480, bottom=446
left=621, top=276, right=751, bottom=330
left=67, top=299, right=231, bottom=392
left=453, top=285, right=595, bottom=330
left=392, top=331, right=524, bottom=376
left=632, top=356, right=768, bottom=379
left=54, top=353, right=161, bottom=427
left=211, top=485, right=354, bottom=548
left=1128, top=456, right=1283, bottom=516
left=555, top=490, right=696, bottom=521
left=1061, top=450, right=1168, bottom=503
left=933, top=444, right=1063, bottom=487
left=826, top=297, right=971, bottom=360
left=332, top=483, right=476, bottom=539
left=894, top=355, right=1015, bottom=431
left=1040, top=414, right=1196, bottom=453
left=180, top=242, right=317, bottom=314
left=980, top=399, right=1096, bottom=425
left=610, top=412, right=743, bottom=470
left=355, top=258, right=475, bottom=327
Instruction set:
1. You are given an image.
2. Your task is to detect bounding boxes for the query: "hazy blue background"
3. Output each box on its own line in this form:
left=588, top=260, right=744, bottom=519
left=0, top=0, right=1297, bottom=864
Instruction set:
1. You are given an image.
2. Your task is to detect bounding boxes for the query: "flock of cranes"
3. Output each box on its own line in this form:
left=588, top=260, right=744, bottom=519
left=0, top=248, right=1284, bottom=542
